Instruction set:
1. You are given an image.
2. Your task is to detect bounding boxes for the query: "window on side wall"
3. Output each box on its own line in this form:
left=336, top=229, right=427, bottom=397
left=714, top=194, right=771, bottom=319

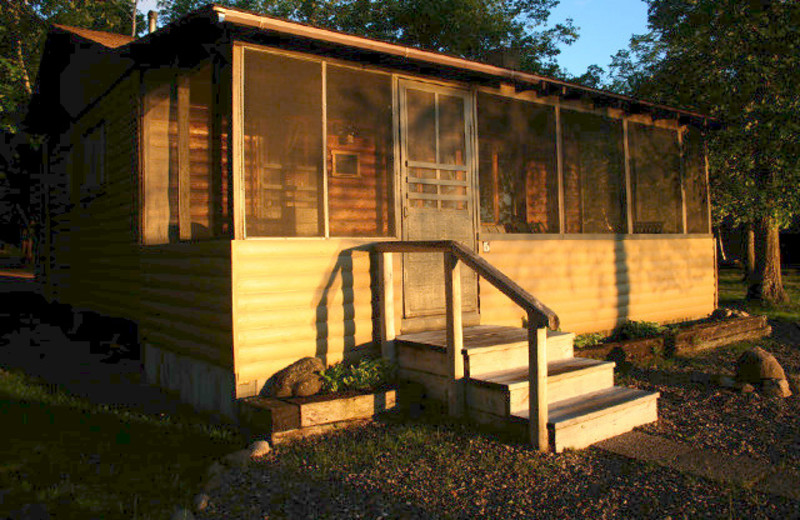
left=477, top=93, right=558, bottom=234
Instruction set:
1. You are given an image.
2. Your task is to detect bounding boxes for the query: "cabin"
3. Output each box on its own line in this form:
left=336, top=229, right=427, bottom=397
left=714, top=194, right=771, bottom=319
left=26, top=4, right=714, bottom=451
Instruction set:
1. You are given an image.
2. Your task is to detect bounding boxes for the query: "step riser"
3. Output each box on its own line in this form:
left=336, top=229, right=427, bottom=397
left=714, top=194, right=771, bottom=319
left=510, top=367, right=614, bottom=413
left=467, top=365, right=614, bottom=417
left=552, top=397, right=658, bottom=453
left=466, top=339, right=574, bottom=377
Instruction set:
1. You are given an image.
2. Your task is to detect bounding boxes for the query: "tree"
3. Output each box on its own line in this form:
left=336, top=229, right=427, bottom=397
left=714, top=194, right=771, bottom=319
left=607, top=0, right=800, bottom=304
left=157, top=0, right=578, bottom=76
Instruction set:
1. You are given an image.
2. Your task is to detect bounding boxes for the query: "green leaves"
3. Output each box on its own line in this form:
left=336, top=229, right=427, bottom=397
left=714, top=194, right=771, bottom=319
left=320, top=357, right=397, bottom=394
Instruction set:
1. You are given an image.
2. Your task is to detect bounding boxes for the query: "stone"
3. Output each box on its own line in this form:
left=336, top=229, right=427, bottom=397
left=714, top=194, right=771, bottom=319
left=735, top=347, right=786, bottom=384
left=221, top=449, right=251, bottom=469
left=787, top=374, right=800, bottom=395
left=293, top=374, right=323, bottom=397
left=711, top=308, right=734, bottom=320
left=205, top=461, right=225, bottom=480
left=762, top=378, right=792, bottom=398
left=171, top=508, right=195, bottom=520
left=203, top=474, right=223, bottom=492
left=248, top=440, right=272, bottom=458
left=193, top=493, right=210, bottom=512
left=267, top=357, right=325, bottom=398
left=739, top=383, right=755, bottom=394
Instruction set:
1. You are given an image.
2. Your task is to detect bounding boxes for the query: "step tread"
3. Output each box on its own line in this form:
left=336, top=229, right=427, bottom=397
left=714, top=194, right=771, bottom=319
left=396, top=325, right=574, bottom=353
left=513, top=386, right=659, bottom=427
left=470, top=357, right=613, bottom=389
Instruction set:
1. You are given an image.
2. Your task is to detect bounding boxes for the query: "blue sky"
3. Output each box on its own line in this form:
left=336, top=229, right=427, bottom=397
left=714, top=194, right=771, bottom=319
left=137, top=0, right=649, bottom=77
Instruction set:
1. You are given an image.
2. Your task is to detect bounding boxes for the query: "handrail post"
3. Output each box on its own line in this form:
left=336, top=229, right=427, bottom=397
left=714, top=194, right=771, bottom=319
left=379, top=252, right=396, bottom=363
left=527, top=313, right=548, bottom=451
left=444, top=252, right=465, bottom=416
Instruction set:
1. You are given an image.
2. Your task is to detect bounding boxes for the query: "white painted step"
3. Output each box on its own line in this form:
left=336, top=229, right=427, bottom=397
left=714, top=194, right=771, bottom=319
left=514, top=386, right=660, bottom=453
left=465, top=329, right=575, bottom=377
left=466, top=357, right=615, bottom=417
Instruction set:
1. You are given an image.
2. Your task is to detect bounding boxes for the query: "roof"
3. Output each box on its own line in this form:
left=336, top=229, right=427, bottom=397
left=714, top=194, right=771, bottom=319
left=52, top=24, right=134, bottom=49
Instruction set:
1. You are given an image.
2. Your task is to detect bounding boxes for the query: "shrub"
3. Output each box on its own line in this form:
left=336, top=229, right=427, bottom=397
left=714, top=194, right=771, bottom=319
left=612, top=320, right=667, bottom=341
left=321, top=357, right=396, bottom=394
left=574, top=332, right=605, bottom=349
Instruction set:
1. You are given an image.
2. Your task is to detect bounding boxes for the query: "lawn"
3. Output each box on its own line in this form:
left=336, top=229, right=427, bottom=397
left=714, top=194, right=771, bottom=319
left=0, top=367, right=243, bottom=520
left=718, top=266, right=800, bottom=322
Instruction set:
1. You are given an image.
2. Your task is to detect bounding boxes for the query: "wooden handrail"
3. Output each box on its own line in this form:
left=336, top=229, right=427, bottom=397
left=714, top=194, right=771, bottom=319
left=374, top=240, right=559, bottom=330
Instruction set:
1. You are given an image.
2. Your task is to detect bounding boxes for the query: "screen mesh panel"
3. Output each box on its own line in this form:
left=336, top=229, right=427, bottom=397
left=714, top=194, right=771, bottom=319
left=243, top=49, right=323, bottom=237
left=629, top=123, right=682, bottom=234
left=326, top=66, right=394, bottom=237
left=477, top=93, right=558, bottom=233
left=683, top=128, right=710, bottom=234
left=188, top=65, right=214, bottom=239
left=562, top=110, right=625, bottom=234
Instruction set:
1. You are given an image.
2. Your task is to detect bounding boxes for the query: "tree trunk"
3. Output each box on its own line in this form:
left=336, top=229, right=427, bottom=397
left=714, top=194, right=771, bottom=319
left=742, top=222, right=755, bottom=282
left=747, top=215, right=787, bottom=303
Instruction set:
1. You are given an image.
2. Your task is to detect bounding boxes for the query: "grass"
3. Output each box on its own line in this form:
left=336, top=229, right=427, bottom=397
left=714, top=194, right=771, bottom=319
left=0, top=368, right=243, bottom=520
left=718, top=266, right=800, bottom=322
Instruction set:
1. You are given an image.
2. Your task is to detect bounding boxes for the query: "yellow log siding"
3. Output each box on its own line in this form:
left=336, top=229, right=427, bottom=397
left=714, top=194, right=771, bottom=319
left=231, top=239, right=398, bottom=397
left=139, top=240, right=233, bottom=368
left=478, top=236, right=716, bottom=334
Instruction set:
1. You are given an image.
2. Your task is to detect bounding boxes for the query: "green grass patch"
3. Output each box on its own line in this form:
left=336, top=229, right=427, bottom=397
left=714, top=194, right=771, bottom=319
left=718, top=267, right=800, bottom=322
left=0, top=368, right=242, bottom=520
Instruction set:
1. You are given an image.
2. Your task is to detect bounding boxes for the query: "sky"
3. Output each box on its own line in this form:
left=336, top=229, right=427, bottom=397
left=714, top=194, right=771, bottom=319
left=136, top=0, right=650, bottom=77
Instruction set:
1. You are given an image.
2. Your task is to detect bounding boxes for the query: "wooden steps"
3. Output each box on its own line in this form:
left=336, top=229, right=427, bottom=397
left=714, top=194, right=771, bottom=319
left=396, top=324, right=659, bottom=452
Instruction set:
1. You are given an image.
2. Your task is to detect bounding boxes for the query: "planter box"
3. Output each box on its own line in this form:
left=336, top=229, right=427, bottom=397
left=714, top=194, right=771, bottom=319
left=239, top=386, right=399, bottom=444
left=576, top=315, right=771, bottom=364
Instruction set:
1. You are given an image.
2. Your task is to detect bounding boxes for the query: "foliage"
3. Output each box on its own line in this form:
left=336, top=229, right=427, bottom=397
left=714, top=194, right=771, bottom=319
left=320, top=356, right=396, bottom=393
left=718, top=266, right=800, bottom=323
left=157, top=0, right=578, bottom=76
left=611, top=320, right=667, bottom=341
left=573, top=332, right=605, bottom=349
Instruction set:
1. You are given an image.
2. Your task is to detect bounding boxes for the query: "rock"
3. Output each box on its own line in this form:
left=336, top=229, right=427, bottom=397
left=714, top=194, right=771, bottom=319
left=739, top=383, right=755, bottom=394
left=221, top=449, right=251, bottom=469
left=711, top=308, right=734, bottom=320
left=193, top=493, right=210, bottom=512
left=293, top=373, right=323, bottom=397
left=171, top=508, right=195, bottom=520
left=762, top=378, right=792, bottom=398
left=788, top=374, right=800, bottom=395
left=248, top=440, right=272, bottom=458
left=267, top=357, right=325, bottom=398
left=735, top=347, right=786, bottom=384
left=203, top=474, right=223, bottom=492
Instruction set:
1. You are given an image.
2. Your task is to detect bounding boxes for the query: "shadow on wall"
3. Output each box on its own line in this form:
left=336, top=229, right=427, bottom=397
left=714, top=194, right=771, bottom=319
left=615, top=235, right=630, bottom=327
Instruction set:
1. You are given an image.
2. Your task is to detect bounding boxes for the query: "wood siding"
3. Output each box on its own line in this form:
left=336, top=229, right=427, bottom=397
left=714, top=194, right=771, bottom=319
left=231, top=239, right=399, bottom=397
left=478, top=236, right=716, bottom=334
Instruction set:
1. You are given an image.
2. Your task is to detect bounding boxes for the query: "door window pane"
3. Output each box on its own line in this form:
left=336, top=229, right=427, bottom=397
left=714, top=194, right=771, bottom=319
left=438, top=94, right=466, bottom=166
left=477, top=93, right=558, bottom=233
left=562, top=110, right=625, bottom=234
left=243, top=49, right=323, bottom=237
left=326, top=66, right=394, bottom=237
left=405, top=89, right=437, bottom=163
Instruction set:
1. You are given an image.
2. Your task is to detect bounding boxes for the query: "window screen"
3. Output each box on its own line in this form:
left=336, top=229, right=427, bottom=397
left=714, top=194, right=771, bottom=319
left=477, top=93, right=558, bottom=233
left=243, top=49, right=323, bottom=237
left=326, top=66, right=394, bottom=237
left=683, top=127, right=710, bottom=234
left=142, top=65, right=222, bottom=245
left=562, top=110, right=626, bottom=234
left=629, top=123, right=682, bottom=234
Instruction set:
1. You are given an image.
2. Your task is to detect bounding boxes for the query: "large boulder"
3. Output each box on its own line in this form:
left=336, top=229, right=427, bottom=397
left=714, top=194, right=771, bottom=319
left=267, top=357, right=325, bottom=398
left=735, top=347, right=786, bottom=384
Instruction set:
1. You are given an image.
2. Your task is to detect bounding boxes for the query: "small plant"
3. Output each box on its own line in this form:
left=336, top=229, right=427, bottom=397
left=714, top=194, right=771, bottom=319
left=321, top=357, right=396, bottom=394
left=573, top=332, right=605, bottom=349
left=611, top=320, right=667, bottom=341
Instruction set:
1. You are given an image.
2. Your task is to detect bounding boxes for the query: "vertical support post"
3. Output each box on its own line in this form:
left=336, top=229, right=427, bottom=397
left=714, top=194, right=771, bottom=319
left=444, top=252, right=464, bottom=417
left=527, top=315, right=548, bottom=452
left=623, top=119, right=634, bottom=234
left=555, top=102, right=565, bottom=234
left=177, top=74, right=191, bottom=241
left=379, top=252, right=396, bottom=363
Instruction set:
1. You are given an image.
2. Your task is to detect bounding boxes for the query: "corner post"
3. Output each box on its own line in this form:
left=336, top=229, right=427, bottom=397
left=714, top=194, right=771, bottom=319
left=379, top=252, right=396, bottom=363
left=527, top=314, right=548, bottom=451
left=444, top=252, right=464, bottom=416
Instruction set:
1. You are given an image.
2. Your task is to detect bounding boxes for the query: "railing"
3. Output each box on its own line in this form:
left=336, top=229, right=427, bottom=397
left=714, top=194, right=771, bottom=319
left=374, top=240, right=559, bottom=451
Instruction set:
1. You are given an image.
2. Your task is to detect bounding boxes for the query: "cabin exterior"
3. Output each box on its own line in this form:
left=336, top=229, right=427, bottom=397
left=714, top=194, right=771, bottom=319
left=28, top=5, right=714, bottom=448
